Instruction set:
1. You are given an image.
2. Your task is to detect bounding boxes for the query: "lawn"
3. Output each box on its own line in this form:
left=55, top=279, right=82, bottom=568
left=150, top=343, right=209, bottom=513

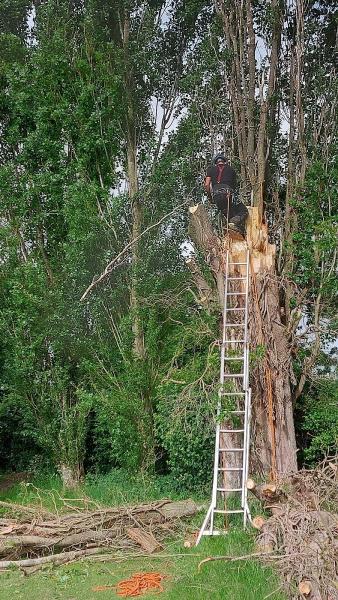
left=0, top=472, right=286, bottom=600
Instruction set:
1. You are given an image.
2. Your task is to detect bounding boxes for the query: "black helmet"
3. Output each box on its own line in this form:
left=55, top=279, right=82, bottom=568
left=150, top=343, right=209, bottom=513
left=214, top=153, right=226, bottom=164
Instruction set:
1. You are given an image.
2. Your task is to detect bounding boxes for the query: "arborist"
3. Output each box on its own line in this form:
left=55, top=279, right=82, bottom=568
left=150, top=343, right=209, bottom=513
left=204, top=153, right=248, bottom=236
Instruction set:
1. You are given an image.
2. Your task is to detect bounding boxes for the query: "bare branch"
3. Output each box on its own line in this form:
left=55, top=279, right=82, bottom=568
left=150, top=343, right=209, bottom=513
left=80, top=199, right=190, bottom=301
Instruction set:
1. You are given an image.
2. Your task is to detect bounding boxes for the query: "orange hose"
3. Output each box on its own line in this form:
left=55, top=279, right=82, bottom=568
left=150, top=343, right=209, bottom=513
left=116, top=572, right=165, bottom=597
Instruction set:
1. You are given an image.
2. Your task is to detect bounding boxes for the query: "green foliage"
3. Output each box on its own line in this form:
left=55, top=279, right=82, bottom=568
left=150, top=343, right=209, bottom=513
left=291, top=158, right=338, bottom=308
left=298, top=379, right=338, bottom=465
left=0, top=0, right=336, bottom=488
left=155, top=314, right=218, bottom=490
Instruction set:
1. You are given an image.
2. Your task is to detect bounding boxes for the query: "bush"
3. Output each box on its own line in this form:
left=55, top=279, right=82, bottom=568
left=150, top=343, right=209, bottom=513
left=298, top=379, right=338, bottom=465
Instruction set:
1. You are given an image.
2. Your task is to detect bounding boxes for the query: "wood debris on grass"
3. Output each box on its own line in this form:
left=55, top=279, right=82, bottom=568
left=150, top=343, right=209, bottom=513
left=0, top=499, right=197, bottom=571
left=199, top=459, right=337, bottom=600
left=249, top=459, right=338, bottom=599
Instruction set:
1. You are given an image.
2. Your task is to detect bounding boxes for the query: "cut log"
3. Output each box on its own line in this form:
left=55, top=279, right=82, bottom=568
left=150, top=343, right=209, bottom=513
left=126, top=528, right=162, bottom=553
left=158, top=499, right=197, bottom=520
left=247, top=479, right=287, bottom=505
left=256, top=521, right=277, bottom=554
left=299, top=580, right=312, bottom=596
left=252, top=516, right=266, bottom=530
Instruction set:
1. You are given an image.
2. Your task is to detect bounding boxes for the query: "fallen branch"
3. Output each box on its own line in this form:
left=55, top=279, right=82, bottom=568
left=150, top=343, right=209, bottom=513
left=247, top=479, right=287, bottom=505
left=0, top=547, right=103, bottom=570
left=126, top=528, right=163, bottom=553
left=0, top=501, right=52, bottom=518
left=0, top=498, right=197, bottom=562
left=198, top=551, right=277, bottom=572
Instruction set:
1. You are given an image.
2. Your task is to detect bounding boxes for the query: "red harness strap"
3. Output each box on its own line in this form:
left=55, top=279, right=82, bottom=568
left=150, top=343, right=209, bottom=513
left=216, top=164, right=225, bottom=183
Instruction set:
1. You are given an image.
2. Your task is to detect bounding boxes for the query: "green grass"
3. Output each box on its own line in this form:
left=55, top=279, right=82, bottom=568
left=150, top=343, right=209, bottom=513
left=0, top=470, right=200, bottom=512
left=0, top=472, right=286, bottom=599
left=1, top=532, right=286, bottom=600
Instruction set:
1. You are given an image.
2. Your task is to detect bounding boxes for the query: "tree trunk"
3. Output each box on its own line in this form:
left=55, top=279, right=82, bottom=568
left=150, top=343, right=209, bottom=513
left=246, top=208, right=297, bottom=476
left=188, top=204, right=298, bottom=477
left=122, top=14, right=153, bottom=469
left=123, top=14, right=145, bottom=362
left=59, top=463, right=82, bottom=489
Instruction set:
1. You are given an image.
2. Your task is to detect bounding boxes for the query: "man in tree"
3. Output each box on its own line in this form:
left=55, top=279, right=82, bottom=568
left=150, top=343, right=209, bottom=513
left=204, top=153, right=248, bottom=236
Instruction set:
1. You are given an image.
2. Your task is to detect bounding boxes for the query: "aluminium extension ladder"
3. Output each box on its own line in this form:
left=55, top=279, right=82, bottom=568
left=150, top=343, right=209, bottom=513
left=196, top=247, right=252, bottom=544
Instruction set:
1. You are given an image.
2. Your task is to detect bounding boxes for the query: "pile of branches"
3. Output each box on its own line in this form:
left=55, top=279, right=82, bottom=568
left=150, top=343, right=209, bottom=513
left=0, top=498, right=197, bottom=571
left=249, top=459, right=338, bottom=600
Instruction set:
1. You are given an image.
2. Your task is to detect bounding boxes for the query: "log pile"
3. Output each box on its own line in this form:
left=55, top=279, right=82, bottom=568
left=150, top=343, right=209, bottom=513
left=0, top=498, right=197, bottom=570
left=248, top=459, right=338, bottom=600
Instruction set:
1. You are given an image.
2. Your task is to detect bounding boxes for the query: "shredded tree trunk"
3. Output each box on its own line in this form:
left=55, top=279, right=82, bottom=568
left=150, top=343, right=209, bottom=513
left=188, top=204, right=297, bottom=478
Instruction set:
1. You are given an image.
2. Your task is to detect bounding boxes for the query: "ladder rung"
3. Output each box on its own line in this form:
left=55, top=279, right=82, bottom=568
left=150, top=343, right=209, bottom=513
left=227, top=292, right=246, bottom=295
left=219, top=448, right=244, bottom=452
left=228, top=262, right=247, bottom=266
left=225, top=308, right=245, bottom=311
left=220, top=392, right=245, bottom=396
left=217, top=487, right=242, bottom=492
left=214, top=509, right=244, bottom=514
left=231, top=410, right=245, bottom=414
left=223, top=373, right=244, bottom=378
left=222, top=339, right=246, bottom=343
left=219, top=429, right=244, bottom=433
left=201, top=530, right=227, bottom=536
left=218, top=467, right=244, bottom=471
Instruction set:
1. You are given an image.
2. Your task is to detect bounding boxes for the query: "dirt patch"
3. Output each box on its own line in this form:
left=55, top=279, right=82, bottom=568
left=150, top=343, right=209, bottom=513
left=0, top=472, right=29, bottom=494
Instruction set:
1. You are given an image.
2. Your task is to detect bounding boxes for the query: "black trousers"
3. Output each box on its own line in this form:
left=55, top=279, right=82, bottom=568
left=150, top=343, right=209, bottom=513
left=212, top=185, right=248, bottom=234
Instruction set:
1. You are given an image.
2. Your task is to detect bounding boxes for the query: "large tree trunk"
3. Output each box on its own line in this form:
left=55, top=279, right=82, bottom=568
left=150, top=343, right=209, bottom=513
left=122, top=13, right=153, bottom=469
left=188, top=205, right=297, bottom=477
left=59, top=463, right=82, bottom=489
left=123, top=14, right=145, bottom=362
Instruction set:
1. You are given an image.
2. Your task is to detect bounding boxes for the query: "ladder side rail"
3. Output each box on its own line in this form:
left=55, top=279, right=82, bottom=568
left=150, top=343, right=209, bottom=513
left=243, top=388, right=252, bottom=526
left=241, top=250, right=250, bottom=510
left=196, top=504, right=213, bottom=545
left=243, top=249, right=250, bottom=392
left=210, top=250, right=230, bottom=534
left=241, top=388, right=249, bottom=509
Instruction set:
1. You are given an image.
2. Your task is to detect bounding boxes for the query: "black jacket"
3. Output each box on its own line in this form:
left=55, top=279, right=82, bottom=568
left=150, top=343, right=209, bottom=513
left=206, top=164, right=237, bottom=191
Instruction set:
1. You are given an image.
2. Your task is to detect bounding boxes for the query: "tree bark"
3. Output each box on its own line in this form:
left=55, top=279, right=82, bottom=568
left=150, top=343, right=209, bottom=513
left=59, top=463, right=82, bottom=489
left=186, top=257, right=214, bottom=307
left=122, top=14, right=145, bottom=361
